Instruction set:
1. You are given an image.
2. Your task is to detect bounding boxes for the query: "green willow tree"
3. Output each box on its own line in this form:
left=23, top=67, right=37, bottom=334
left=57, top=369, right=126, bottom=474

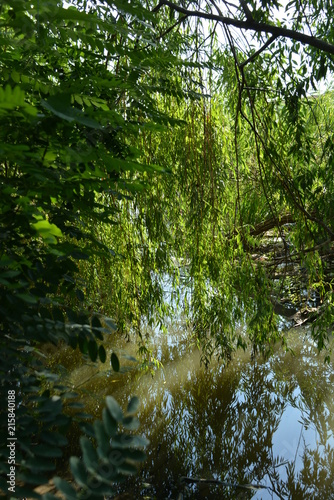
left=82, top=1, right=334, bottom=363
left=150, top=0, right=334, bottom=359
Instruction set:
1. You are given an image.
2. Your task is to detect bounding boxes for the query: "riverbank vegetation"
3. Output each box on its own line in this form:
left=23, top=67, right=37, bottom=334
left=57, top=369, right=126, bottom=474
left=1, top=0, right=334, bottom=498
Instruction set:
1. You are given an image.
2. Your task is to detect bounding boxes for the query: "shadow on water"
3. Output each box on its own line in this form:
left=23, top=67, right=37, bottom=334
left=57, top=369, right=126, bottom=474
left=54, top=323, right=334, bottom=499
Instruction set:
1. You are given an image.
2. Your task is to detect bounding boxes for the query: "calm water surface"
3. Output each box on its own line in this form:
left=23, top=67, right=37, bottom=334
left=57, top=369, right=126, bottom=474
left=57, top=324, right=334, bottom=499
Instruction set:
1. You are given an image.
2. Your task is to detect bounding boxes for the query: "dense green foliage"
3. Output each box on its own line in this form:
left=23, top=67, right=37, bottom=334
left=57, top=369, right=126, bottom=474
left=0, top=0, right=170, bottom=497
left=1, top=0, right=334, bottom=497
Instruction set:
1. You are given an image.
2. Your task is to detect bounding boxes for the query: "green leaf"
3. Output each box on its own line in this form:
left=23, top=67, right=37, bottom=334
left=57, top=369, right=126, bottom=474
left=92, top=316, right=102, bottom=329
left=104, top=318, right=117, bottom=331
left=78, top=336, right=88, bottom=355
left=16, top=293, right=38, bottom=304
left=15, top=471, right=46, bottom=487
left=53, top=477, right=77, bottom=500
left=41, top=95, right=102, bottom=129
left=67, top=401, right=84, bottom=409
left=94, top=421, right=110, bottom=458
left=70, top=457, right=87, bottom=488
left=80, top=437, right=98, bottom=472
left=122, top=449, right=146, bottom=462
left=123, top=354, right=138, bottom=363
left=102, top=408, right=117, bottom=437
left=39, top=395, right=62, bottom=413
left=0, top=270, right=20, bottom=278
left=111, top=434, right=149, bottom=449
left=88, top=340, right=98, bottom=362
left=98, top=345, right=106, bottom=363
left=33, top=445, right=63, bottom=458
left=25, top=458, right=56, bottom=472
left=117, top=463, right=138, bottom=475
left=74, top=412, right=92, bottom=420
left=105, top=395, right=123, bottom=422
left=0, top=85, right=35, bottom=115
left=122, top=415, right=140, bottom=431
left=40, top=431, right=68, bottom=447
left=32, top=219, right=63, bottom=242
left=126, top=396, right=140, bottom=415
left=110, top=352, right=120, bottom=372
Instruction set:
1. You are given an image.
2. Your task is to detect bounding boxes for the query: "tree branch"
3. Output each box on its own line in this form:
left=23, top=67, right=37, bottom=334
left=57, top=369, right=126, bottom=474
left=240, top=35, right=277, bottom=67
left=157, top=14, right=188, bottom=40
left=239, top=0, right=254, bottom=21
left=180, top=476, right=273, bottom=493
left=249, top=214, right=295, bottom=237
left=153, top=0, right=334, bottom=57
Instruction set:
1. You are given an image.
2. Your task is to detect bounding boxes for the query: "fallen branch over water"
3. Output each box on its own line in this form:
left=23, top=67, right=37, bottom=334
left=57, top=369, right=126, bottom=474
left=249, top=214, right=296, bottom=237
left=180, top=475, right=271, bottom=491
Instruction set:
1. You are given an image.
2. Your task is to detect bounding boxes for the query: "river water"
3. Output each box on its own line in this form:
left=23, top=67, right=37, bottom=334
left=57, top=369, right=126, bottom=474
left=56, top=322, right=334, bottom=499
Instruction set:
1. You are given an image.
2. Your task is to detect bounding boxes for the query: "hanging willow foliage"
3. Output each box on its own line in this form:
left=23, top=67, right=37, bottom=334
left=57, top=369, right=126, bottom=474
left=81, top=6, right=334, bottom=363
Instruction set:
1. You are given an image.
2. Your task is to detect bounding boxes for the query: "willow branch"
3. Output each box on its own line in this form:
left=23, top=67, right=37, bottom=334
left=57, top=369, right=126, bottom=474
left=240, top=35, right=277, bottom=67
left=153, top=0, right=334, bottom=56
left=239, top=0, right=254, bottom=21
left=157, top=14, right=188, bottom=40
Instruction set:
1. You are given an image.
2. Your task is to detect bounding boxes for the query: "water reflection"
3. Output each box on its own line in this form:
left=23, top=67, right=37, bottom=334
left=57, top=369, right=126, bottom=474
left=59, top=325, right=334, bottom=499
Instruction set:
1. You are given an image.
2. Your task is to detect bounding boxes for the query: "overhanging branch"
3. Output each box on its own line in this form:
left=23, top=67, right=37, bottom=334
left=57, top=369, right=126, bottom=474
left=240, top=35, right=277, bottom=67
left=153, top=0, right=334, bottom=57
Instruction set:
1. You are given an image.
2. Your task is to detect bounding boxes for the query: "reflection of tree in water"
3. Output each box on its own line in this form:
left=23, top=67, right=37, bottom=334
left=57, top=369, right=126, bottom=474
left=269, top=340, right=334, bottom=499
left=114, top=336, right=334, bottom=499
left=272, top=445, right=334, bottom=499
left=177, top=360, right=285, bottom=498
left=293, top=348, right=334, bottom=446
